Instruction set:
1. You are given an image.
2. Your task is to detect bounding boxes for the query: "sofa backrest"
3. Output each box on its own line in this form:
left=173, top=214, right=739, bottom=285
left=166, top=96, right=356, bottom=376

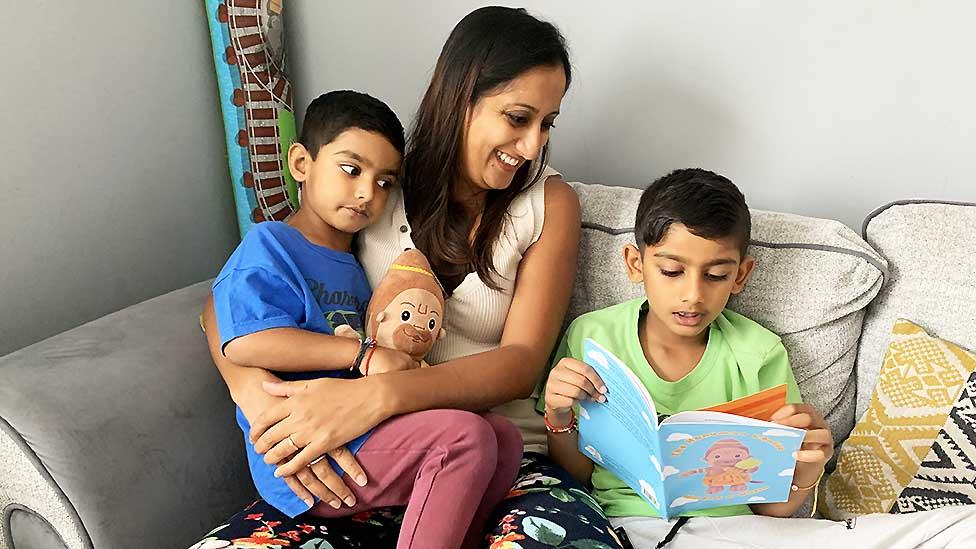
left=568, top=182, right=887, bottom=443
left=855, top=200, right=976, bottom=420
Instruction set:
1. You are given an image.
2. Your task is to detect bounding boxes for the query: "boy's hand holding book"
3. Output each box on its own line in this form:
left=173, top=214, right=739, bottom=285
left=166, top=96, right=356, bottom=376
left=544, top=357, right=608, bottom=430
left=770, top=403, right=834, bottom=489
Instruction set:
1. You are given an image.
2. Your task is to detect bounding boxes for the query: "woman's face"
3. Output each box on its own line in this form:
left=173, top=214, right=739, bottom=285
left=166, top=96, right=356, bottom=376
left=459, top=64, right=567, bottom=196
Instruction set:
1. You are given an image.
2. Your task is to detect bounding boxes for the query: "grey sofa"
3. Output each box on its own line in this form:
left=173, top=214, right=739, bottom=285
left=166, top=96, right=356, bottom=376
left=2, top=182, right=974, bottom=549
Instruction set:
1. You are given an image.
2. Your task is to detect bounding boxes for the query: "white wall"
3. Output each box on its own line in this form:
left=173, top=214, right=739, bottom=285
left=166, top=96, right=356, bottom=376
left=286, top=0, right=976, bottom=229
left=0, top=2, right=239, bottom=356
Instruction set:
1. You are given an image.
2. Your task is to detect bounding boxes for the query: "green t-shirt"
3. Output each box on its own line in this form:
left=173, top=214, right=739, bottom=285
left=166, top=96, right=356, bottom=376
left=545, top=297, right=802, bottom=519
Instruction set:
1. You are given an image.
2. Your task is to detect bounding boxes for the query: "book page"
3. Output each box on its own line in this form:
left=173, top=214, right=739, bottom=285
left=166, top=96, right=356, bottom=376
left=578, top=338, right=665, bottom=515
left=663, top=410, right=780, bottom=427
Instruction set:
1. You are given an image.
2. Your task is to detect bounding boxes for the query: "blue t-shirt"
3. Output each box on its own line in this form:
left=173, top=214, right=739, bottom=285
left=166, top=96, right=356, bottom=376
left=212, top=221, right=372, bottom=518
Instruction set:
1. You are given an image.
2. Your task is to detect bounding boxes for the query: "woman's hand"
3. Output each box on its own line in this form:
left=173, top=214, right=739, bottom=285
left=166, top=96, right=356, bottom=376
left=770, top=403, right=834, bottom=485
left=250, top=376, right=393, bottom=478
left=543, top=357, right=607, bottom=427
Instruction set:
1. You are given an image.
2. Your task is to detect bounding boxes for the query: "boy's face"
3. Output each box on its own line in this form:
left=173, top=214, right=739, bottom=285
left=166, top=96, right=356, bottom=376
left=288, top=128, right=401, bottom=236
left=623, top=223, right=755, bottom=343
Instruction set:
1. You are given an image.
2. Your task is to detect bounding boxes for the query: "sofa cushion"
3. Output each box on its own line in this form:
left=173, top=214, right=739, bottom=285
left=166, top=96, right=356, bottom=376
left=856, top=201, right=976, bottom=420
left=0, top=280, right=251, bottom=549
left=822, top=319, right=976, bottom=518
left=569, top=182, right=887, bottom=445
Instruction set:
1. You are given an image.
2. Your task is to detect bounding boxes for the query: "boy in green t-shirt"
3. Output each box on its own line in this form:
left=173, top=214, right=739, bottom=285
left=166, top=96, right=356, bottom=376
left=542, top=169, right=834, bottom=537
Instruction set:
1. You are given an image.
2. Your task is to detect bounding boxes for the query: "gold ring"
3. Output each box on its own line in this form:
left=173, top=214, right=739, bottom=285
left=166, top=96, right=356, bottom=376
left=287, top=434, right=300, bottom=450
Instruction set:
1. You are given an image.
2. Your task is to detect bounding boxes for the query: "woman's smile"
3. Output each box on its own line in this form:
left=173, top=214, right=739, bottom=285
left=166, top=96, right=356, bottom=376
left=494, top=149, right=523, bottom=171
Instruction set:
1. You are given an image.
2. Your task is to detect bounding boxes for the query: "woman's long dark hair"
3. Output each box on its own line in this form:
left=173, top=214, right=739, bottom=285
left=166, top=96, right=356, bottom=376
left=402, top=6, right=571, bottom=293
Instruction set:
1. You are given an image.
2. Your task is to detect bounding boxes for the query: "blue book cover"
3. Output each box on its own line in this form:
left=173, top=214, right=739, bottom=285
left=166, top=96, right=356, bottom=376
left=577, top=338, right=806, bottom=519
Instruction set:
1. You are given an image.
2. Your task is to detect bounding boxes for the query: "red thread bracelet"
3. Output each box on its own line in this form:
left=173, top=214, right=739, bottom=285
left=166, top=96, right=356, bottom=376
left=544, top=410, right=577, bottom=433
left=360, top=346, right=377, bottom=376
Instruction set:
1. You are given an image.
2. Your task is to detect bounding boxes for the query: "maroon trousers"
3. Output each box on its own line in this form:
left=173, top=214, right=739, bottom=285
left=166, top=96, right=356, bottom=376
left=308, top=410, right=523, bottom=549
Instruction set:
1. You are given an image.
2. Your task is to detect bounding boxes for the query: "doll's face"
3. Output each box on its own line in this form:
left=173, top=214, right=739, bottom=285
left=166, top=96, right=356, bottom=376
left=373, top=288, right=445, bottom=360
left=705, top=445, right=749, bottom=467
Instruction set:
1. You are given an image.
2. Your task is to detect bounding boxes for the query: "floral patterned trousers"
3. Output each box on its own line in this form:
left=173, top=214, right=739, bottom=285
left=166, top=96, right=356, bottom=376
left=188, top=452, right=624, bottom=549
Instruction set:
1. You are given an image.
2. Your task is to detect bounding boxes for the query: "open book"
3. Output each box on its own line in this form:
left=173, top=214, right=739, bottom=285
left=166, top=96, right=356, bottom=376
left=578, top=338, right=805, bottom=519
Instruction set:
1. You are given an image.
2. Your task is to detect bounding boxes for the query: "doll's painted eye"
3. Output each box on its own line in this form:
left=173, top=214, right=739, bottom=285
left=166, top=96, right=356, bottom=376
left=428, top=318, right=436, bottom=330
left=401, top=310, right=411, bottom=322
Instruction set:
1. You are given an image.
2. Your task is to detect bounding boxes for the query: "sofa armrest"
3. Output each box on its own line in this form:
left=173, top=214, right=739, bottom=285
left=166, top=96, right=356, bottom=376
left=0, top=280, right=252, bottom=549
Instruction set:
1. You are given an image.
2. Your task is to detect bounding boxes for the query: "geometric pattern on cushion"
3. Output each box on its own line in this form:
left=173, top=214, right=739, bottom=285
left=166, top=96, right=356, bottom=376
left=821, top=319, right=976, bottom=518
left=893, top=371, right=976, bottom=514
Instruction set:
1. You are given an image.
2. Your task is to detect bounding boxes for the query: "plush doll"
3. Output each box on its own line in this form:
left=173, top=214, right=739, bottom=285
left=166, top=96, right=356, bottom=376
left=336, top=249, right=446, bottom=372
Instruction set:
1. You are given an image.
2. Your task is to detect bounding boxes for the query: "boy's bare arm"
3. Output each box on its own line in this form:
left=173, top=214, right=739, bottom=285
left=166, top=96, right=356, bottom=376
left=543, top=356, right=607, bottom=487
left=203, top=297, right=284, bottom=418
left=223, top=327, right=362, bottom=372
left=749, top=453, right=824, bottom=517
left=749, top=477, right=816, bottom=518
left=224, top=327, right=418, bottom=373
left=547, top=431, right=594, bottom=487
left=749, top=466, right=819, bottom=517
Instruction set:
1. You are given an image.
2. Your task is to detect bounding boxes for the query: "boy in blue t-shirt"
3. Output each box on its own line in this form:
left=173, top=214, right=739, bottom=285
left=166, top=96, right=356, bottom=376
left=541, top=169, right=835, bottom=544
left=212, top=91, right=523, bottom=547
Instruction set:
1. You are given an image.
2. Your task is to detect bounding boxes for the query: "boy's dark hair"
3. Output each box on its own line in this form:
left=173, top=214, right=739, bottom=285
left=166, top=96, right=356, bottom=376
left=298, top=90, right=405, bottom=158
left=634, top=168, right=751, bottom=256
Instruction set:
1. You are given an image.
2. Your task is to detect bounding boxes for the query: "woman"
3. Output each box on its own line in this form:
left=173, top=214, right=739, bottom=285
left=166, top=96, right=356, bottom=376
left=196, top=7, right=621, bottom=548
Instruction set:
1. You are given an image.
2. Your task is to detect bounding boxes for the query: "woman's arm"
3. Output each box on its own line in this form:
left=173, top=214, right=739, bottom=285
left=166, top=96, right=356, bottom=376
left=256, top=177, right=582, bottom=475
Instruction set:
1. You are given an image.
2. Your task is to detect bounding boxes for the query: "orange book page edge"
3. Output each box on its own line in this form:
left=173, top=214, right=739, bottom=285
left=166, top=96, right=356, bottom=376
left=700, top=384, right=787, bottom=421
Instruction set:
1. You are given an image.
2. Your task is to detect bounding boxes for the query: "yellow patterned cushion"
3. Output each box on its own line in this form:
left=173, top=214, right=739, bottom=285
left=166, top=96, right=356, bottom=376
left=821, top=319, right=976, bottom=518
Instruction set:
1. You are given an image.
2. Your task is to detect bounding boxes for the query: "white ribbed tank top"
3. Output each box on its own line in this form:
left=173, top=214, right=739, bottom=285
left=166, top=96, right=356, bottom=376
left=358, top=166, right=559, bottom=453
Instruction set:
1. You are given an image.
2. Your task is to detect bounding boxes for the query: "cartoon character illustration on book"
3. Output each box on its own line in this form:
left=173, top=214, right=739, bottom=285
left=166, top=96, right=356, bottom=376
left=682, top=438, right=762, bottom=494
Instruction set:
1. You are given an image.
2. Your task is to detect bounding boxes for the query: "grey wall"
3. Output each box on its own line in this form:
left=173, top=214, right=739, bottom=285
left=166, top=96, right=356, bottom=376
left=286, top=0, right=976, bottom=228
left=3, top=1, right=973, bottom=356
left=0, top=2, right=239, bottom=356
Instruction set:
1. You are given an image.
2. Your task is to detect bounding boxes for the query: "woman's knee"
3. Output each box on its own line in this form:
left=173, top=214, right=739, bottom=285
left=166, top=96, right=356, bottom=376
left=416, top=409, right=498, bottom=451
left=482, top=413, right=523, bottom=462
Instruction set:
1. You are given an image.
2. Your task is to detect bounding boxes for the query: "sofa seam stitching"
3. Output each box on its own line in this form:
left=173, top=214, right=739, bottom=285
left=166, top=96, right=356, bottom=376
left=861, top=199, right=976, bottom=240
left=2, top=502, right=71, bottom=549
left=0, top=416, right=93, bottom=549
